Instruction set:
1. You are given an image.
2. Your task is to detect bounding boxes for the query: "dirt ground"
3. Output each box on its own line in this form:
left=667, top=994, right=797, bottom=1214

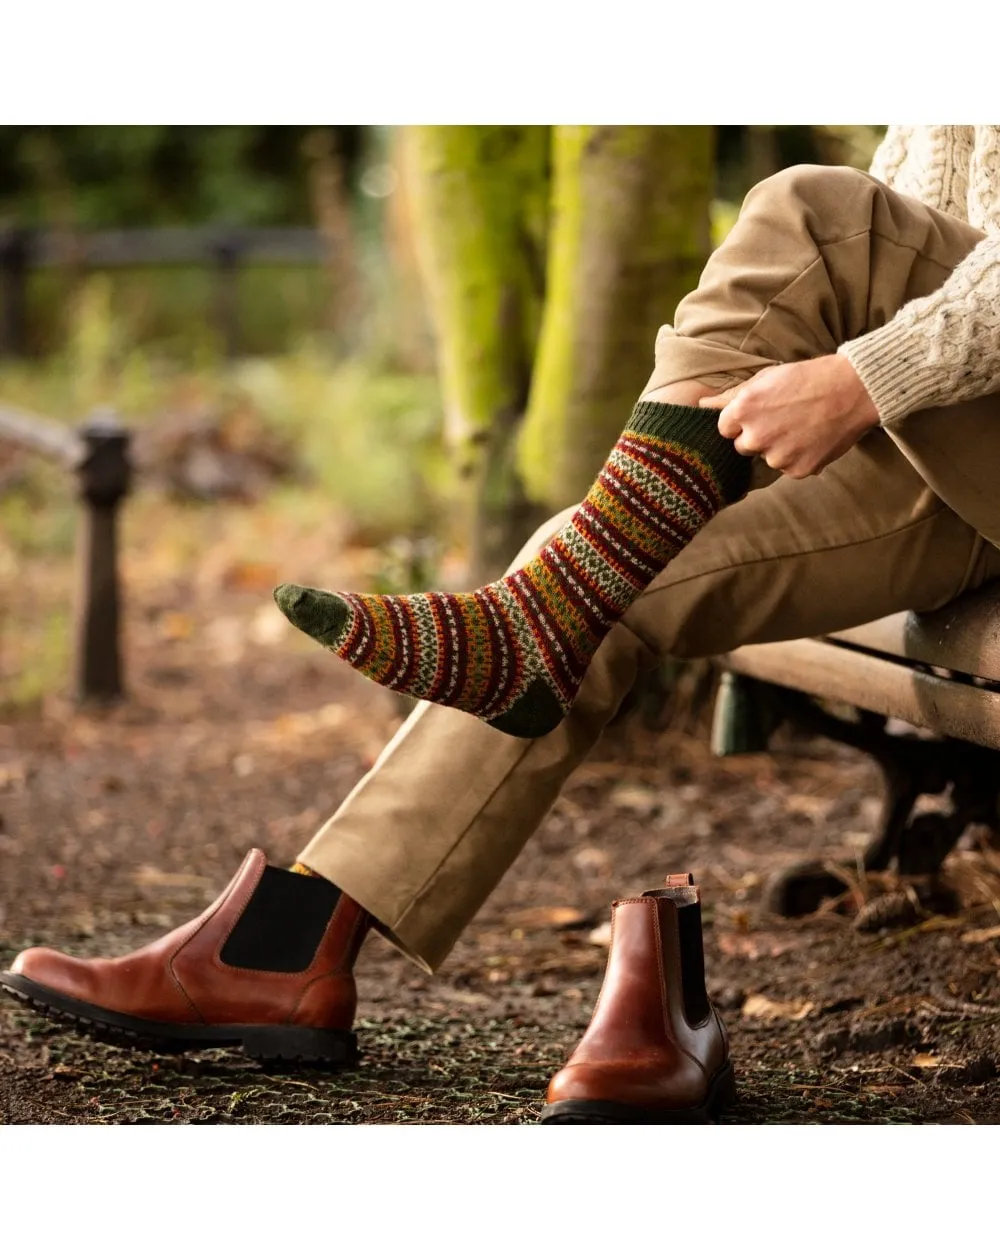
left=3, top=556, right=1000, bottom=1125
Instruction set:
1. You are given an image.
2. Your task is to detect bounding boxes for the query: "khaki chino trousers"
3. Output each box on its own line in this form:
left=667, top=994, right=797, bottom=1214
left=301, top=164, right=1000, bottom=972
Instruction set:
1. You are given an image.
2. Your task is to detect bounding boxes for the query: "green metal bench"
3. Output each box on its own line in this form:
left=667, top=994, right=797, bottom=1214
left=712, top=583, right=1000, bottom=915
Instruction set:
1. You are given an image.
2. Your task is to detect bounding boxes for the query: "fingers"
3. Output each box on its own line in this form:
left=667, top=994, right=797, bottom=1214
left=701, top=382, right=751, bottom=440
left=733, top=429, right=759, bottom=457
left=697, top=388, right=738, bottom=410
left=698, top=381, right=751, bottom=414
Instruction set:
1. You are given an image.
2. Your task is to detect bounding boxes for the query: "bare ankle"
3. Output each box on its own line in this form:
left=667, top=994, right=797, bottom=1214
left=642, top=381, right=719, bottom=407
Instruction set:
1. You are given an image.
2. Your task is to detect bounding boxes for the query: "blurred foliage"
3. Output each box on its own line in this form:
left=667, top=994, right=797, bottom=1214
left=0, top=355, right=449, bottom=550
left=0, top=126, right=367, bottom=228
left=710, top=125, right=886, bottom=248
left=0, top=125, right=887, bottom=359
left=0, top=126, right=886, bottom=233
left=714, top=124, right=885, bottom=204
left=24, top=265, right=329, bottom=359
left=0, top=123, right=890, bottom=706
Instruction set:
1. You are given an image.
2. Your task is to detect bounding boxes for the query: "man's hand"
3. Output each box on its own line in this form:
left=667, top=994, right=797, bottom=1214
left=698, top=355, right=880, bottom=479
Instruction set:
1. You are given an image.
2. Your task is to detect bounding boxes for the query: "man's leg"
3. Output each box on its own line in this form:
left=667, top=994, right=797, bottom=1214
left=275, top=162, right=999, bottom=740
left=298, top=425, right=1000, bottom=972
left=296, top=163, right=1000, bottom=971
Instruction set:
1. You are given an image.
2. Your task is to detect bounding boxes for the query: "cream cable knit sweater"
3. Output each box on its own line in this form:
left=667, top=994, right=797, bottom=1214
left=837, top=125, right=1000, bottom=424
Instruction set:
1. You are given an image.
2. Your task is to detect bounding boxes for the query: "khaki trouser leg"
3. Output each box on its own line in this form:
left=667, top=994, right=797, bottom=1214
left=300, top=165, right=1000, bottom=972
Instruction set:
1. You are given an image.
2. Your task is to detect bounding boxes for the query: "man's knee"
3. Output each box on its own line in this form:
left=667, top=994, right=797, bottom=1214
left=745, top=162, right=874, bottom=221
left=740, top=162, right=875, bottom=228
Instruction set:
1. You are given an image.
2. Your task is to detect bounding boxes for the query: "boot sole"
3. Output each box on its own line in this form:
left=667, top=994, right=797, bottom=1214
left=0, top=972, right=358, bottom=1067
left=539, top=1060, right=737, bottom=1124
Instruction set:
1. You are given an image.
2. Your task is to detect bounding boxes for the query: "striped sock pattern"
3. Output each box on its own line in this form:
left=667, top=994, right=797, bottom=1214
left=274, top=402, right=751, bottom=739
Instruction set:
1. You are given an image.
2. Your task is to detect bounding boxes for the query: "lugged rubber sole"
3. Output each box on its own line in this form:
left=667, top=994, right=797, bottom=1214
left=539, top=1060, right=737, bottom=1124
left=0, top=972, right=358, bottom=1067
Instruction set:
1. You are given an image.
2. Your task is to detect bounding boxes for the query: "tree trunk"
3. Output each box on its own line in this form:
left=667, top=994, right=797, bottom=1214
left=402, top=126, right=550, bottom=580
left=517, top=125, right=715, bottom=509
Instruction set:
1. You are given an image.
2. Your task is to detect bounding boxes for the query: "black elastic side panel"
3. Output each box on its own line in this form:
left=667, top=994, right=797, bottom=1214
left=220, top=866, right=341, bottom=973
left=676, top=903, right=710, bottom=1026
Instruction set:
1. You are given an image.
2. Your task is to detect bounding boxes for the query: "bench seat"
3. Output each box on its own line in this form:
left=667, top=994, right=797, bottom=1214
left=718, top=583, right=1000, bottom=751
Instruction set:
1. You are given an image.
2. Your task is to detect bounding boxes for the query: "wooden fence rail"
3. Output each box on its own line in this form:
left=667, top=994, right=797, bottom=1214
left=0, top=226, right=327, bottom=360
left=0, top=405, right=131, bottom=702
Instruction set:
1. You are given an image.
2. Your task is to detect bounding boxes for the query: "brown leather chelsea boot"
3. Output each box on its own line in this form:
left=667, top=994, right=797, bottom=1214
left=0, top=849, right=369, bottom=1065
left=541, top=874, right=735, bottom=1123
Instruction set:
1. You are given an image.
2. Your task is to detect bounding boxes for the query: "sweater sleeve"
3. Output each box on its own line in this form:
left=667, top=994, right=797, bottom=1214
left=867, top=125, right=913, bottom=190
left=838, top=128, right=1000, bottom=425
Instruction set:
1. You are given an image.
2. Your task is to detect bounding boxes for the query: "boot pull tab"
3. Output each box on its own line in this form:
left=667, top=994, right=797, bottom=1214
left=657, top=872, right=699, bottom=907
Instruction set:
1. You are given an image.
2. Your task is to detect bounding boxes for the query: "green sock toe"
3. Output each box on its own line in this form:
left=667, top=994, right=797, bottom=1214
left=273, top=583, right=350, bottom=647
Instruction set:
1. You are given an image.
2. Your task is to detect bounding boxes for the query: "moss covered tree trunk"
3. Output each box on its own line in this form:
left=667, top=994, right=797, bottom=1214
left=405, top=124, right=715, bottom=572
left=518, top=126, right=715, bottom=508
left=402, top=126, right=550, bottom=581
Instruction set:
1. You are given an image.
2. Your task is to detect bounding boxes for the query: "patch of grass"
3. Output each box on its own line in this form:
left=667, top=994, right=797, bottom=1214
left=2, top=274, right=450, bottom=546
left=0, top=473, right=76, bottom=559
left=0, top=279, right=456, bottom=707
left=25, top=264, right=329, bottom=359
left=1, top=605, right=71, bottom=710
left=234, top=352, right=450, bottom=541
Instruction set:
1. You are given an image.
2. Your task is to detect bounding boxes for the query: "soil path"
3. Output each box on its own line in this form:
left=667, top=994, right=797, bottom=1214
left=3, top=573, right=1000, bottom=1124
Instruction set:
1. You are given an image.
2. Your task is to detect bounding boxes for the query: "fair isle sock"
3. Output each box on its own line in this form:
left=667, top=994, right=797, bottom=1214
left=274, top=402, right=751, bottom=739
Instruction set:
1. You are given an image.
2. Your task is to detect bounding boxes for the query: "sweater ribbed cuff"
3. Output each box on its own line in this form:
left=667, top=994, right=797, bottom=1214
left=838, top=323, right=947, bottom=426
left=627, top=401, right=752, bottom=504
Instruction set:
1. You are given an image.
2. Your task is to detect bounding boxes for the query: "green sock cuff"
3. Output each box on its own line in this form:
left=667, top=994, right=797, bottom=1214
left=626, top=401, right=752, bottom=503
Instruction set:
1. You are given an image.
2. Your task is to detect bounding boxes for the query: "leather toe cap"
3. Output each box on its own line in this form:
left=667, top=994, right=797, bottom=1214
left=9, top=946, right=97, bottom=999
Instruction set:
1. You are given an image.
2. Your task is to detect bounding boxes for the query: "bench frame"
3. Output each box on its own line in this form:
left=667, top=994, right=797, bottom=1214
left=713, top=630, right=1000, bottom=916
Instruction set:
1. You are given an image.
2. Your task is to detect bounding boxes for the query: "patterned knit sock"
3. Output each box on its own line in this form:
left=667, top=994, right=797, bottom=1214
left=274, top=402, right=751, bottom=739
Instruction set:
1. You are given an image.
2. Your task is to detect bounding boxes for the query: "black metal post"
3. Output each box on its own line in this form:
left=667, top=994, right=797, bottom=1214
left=0, top=228, right=30, bottom=360
left=212, top=231, right=244, bottom=359
left=73, top=411, right=131, bottom=703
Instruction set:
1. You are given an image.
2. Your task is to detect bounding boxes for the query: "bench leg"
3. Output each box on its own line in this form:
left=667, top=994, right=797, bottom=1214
left=715, top=679, right=1000, bottom=917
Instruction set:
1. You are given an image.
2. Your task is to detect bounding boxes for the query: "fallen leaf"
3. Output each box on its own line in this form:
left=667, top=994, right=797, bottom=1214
left=719, top=933, right=761, bottom=959
left=132, top=866, right=214, bottom=889
left=248, top=605, right=287, bottom=646
left=160, top=611, right=194, bottom=641
left=509, top=906, right=589, bottom=931
left=718, top=932, right=805, bottom=960
left=572, top=847, right=611, bottom=875
left=960, top=924, right=1000, bottom=945
left=609, top=784, right=661, bottom=815
left=785, top=794, right=835, bottom=820
left=221, top=561, right=279, bottom=591
left=742, top=993, right=814, bottom=1022
left=0, top=763, right=27, bottom=791
left=263, top=703, right=348, bottom=741
left=588, top=920, right=613, bottom=947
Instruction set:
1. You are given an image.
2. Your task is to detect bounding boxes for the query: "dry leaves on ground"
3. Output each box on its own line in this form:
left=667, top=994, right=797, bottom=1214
left=742, top=993, right=815, bottom=1022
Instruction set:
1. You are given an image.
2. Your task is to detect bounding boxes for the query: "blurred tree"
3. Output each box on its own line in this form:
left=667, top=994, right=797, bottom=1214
left=402, top=126, right=551, bottom=580
left=713, top=125, right=885, bottom=204
left=519, top=126, right=714, bottom=509
left=403, top=125, right=715, bottom=577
